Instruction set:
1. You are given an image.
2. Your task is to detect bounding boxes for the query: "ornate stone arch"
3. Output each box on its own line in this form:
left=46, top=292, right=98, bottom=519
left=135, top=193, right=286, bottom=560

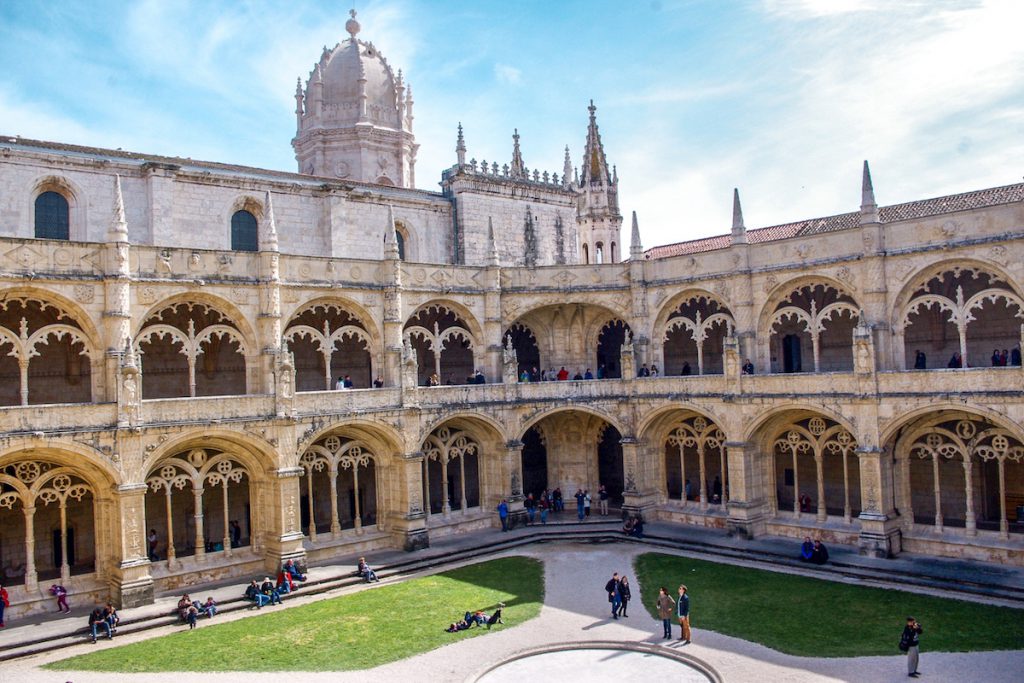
left=134, top=298, right=254, bottom=398
left=284, top=298, right=381, bottom=391
left=888, top=409, right=1024, bottom=538
left=296, top=418, right=406, bottom=463
left=144, top=446, right=253, bottom=562
left=890, top=260, right=1024, bottom=370
left=0, top=291, right=101, bottom=405
left=0, top=453, right=112, bottom=586
left=656, top=290, right=736, bottom=376
left=759, top=276, right=862, bottom=374
left=298, top=432, right=383, bottom=539
left=420, top=422, right=486, bottom=516
left=404, top=301, right=482, bottom=385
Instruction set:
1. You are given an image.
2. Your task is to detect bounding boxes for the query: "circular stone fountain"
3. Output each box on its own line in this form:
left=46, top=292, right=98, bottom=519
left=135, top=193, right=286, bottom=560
left=469, top=640, right=722, bottom=683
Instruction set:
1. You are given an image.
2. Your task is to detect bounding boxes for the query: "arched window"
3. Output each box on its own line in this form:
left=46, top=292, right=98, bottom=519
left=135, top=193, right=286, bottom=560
left=582, top=243, right=590, bottom=264
left=595, top=242, right=604, bottom=264
left=385, top=227, right=407, bottom=260
left=610, top=242, right=617, bottom=263
left=230, top=210, right=258, bottom=252
left=396, top=230, right=406, bottom=260
left=34, top=191, right=70, bottom=240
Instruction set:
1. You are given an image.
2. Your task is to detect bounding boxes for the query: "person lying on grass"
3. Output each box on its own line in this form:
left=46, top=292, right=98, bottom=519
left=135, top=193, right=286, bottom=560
left=444, top=603, right=504, bottom=632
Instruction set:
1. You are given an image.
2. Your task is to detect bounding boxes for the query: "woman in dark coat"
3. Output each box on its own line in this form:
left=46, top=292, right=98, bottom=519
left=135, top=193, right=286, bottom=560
left=617, top=576, right=632, bottom=617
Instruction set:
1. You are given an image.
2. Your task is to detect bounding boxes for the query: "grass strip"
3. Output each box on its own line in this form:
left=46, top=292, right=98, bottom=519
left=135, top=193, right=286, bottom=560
left=47, top=555, right=543, bottom=672
left=635, top=552, right=1024, bottom=657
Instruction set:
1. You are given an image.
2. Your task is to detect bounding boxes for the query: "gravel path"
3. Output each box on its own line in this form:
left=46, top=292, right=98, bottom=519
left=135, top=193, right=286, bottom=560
left=4, top=543, right=1022, bottom=683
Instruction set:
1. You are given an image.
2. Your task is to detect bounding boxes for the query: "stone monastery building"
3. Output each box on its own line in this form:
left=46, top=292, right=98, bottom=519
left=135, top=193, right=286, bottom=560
left=0, top=11, right=1022, bottom=614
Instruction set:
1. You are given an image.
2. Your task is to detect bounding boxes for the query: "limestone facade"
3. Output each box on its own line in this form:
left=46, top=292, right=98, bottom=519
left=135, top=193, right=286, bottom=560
left=0, top=13, right=1023, bottom=621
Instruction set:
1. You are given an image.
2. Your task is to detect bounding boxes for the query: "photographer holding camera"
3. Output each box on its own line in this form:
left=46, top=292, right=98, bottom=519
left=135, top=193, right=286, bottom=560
left=899, top=616, right=924, bottom=677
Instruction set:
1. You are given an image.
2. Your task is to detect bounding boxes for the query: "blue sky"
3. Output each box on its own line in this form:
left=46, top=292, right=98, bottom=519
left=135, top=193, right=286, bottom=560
left=1, top=0, right=1022, bottom=249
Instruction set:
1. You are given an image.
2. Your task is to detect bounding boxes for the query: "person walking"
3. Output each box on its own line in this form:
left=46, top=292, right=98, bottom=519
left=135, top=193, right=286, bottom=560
left=496, top=499, right=509, bottom=532
left=677, top=584, right=691, bottom=644
left=0, top=582, right=9, bottom=627
left=50, top=584, right=70, bottom=613
left=656, top=587, right=674, bottom=639
left=605, top=572, right=621, bottom=620
left=598, top=484, right=609, bottom=516
left=575, top=488, right=586, bottom=522
left=524, top=494, right=536, bottom=525
left=617, top=576, right=631, bottom=617
left=900, top=616, right=924, bottom=678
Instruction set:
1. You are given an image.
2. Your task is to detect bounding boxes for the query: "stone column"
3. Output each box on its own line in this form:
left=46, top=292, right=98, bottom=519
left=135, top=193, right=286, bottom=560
left=504, top=440, right=527, bottom=529
left=620, top=437, right=654, bottom=515
left=856, top=446, right=902, bottom=558
left=724, top=441, right=769, bottom=539
left=109, top=483, right=154, bottom=608
left=192, top=487, right=206, bottom=562
left=261, top=467, right=307, bottom=573
left=388, top=451, right=430, bottom=551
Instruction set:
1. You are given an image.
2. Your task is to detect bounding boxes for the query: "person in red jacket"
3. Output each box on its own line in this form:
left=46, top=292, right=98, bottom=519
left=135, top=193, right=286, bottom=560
left=556, top=367, right=569, bottom=381
left=0, top=583, right=9, bottom=627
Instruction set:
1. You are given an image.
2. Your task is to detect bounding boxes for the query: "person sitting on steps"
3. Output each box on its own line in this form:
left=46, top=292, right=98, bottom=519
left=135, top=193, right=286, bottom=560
left=358, top=556, right=379, bottom=582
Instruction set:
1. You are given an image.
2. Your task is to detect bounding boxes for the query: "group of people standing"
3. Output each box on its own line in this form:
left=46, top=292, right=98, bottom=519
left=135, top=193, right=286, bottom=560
left=606, top=574, right=691, bottom=643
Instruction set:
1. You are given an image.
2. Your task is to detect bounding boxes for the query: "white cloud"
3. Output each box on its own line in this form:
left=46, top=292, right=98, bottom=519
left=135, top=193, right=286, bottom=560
left=494, top=64, right=523, bottom=86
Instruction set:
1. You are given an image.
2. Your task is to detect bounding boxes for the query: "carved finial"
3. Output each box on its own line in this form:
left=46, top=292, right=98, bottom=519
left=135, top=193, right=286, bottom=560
left=346, top=9, right=361, bottom=39
left=731, top=188, right=748, bottom=244
left=629, top=211, right=643, bottom=258
left=121, top=336, right=137, bottom=369
left=109, top=174, right=129, bottom=243
left=860, top=159, right=879, bottom=224
left=263, top=191, right=279, bottom=252
left=456, top=122, right=466, bottom=166
left=510, top=128, right=524, bottom=178
left=562, top=145, right=573, bottom=188
left=385, top=204, right=400, bottom=259
left=487, top=216, right=499, bottom=266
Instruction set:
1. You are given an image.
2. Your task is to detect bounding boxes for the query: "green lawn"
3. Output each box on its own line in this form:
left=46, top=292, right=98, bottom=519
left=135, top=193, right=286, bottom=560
left=47, top=556, right=543, bottom=672
left=634, top=552, right=1024, bottom=657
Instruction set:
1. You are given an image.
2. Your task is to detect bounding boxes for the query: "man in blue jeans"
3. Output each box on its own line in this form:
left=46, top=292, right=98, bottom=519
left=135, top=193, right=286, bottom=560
left=246, top=579, right=270, bottom=608
left=604, top=572, right=621, bottom=619
left=88, top=606, right=112, bottom=643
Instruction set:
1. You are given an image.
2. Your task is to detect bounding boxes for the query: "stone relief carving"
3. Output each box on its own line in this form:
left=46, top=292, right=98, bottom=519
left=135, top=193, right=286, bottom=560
left=73, top=284, right=95, bottom=304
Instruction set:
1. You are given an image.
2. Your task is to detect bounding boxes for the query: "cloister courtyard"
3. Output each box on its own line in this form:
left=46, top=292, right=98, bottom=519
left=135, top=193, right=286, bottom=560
left=2, top=530, right=1022, bottom=682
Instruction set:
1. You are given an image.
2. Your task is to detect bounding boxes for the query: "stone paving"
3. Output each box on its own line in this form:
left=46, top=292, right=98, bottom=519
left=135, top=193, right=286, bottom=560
left=3, top=538, right=1023, bottom=683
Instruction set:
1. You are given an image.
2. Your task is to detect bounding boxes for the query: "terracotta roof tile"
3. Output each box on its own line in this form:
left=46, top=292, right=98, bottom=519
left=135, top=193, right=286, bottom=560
left=645, top=182, right=1024, bottom=260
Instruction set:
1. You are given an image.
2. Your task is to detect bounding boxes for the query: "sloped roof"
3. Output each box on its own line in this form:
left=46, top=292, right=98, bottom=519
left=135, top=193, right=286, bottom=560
left=645, top=182, right=1024, bottom=260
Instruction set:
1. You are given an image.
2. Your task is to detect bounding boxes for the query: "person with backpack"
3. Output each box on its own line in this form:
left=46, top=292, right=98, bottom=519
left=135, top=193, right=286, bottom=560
left=604, top=572, right=621, bottom=620
left=900, top=616, right=923, bottom=677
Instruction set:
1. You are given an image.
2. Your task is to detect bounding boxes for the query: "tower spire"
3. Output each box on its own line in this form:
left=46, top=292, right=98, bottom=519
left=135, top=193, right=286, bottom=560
left=456, top=122, right=466, bottom=166
left=629, top=211, right=643, bottom=258
left=731, top=188, right=747, bottom=244
left=384, top=205, right=400, bottom=260
left=860, top=159, right=879, bottom=224
left=487, top=217, right=499, bottom=266
left=263, top=191, right=279, bottom=252
left=109, top=174, right=129, bottom=243
left=580, top=99, right=612, bottom=186
left=510, top=129, right=524, bottom=178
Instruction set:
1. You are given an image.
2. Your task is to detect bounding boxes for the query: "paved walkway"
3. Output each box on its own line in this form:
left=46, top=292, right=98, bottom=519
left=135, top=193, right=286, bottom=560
left=3, top=541, right=1023, bottom=683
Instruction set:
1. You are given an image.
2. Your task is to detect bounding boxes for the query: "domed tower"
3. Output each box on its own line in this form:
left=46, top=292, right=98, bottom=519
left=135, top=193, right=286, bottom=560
left=576, top=101, right=622, bottom=263
left=292, top=10, right=418, bottom=187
